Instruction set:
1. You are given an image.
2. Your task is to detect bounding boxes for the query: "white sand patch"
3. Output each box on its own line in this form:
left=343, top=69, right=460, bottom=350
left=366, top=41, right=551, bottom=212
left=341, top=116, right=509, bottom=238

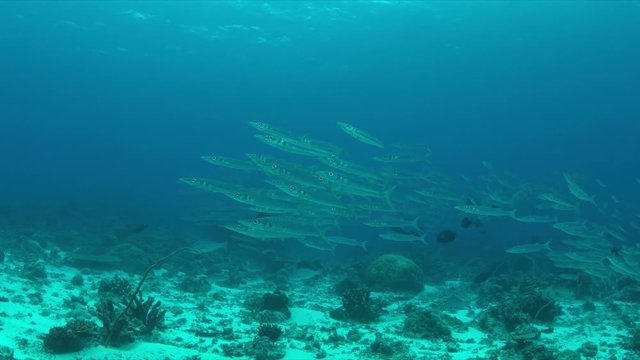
left=290, top=307, right=325, bottom=326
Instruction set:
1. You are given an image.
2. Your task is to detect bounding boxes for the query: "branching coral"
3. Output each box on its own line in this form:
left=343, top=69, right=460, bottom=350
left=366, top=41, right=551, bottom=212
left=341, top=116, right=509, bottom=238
left=330, top=285, right=380, bottom=323
left=93, top=299, right=134, bottom=347
left=129, top=293, right=167, bottom=334
left=342, top=287, right=377, bottom=322
left=102, top=247, right=192, bottom=345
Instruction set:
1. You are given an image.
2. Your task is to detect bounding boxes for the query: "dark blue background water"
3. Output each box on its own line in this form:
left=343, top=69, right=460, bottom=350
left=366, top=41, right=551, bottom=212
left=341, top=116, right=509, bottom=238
left=1, top=1, right=639, bottom=225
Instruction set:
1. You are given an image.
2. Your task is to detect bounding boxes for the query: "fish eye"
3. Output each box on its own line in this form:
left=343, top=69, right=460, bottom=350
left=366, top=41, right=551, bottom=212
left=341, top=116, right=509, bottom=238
left=268, top=136, right=275, bottom=140
left=271, top=164, right=277, bottom=169
left=289, top=186, right=295, bottom=190
left=234, top=192, right=240, bottom=196
left=328, top=171, right=334, bottom=176
left=253, top=220, right=259, bottom=224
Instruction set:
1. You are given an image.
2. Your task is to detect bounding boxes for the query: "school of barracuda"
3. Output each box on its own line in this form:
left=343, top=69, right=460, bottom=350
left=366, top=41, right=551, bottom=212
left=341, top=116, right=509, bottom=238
left=181, top=121, right=640, bottom=284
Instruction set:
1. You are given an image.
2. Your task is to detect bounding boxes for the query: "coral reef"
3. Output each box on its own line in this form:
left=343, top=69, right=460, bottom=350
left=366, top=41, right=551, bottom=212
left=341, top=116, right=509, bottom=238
left=0, top=345, right=14, bottom=360
left=70, top=273, right=84, bottom=286
left=579, top=342, right=598, bottom=358
left=257, top=324, right=284, bottom=342
left=363, top=254, right=424, bottom=293
left=330, top=285, right=380, bottom=323
left=222, top=342, right=245, bottom=357
left=42, top=320, right=99, bottom=354
left=510, top=323, right=540, bottom=344
left=364, top=332, right=415, bottom=359
left=92, top=290, right=167, bottom=346
left=19, top=262, right=47, bottom=282
left=629, top=327, right=640, bottom=353
left=129, top=293, right=167, bottom=334
left=43, top=326, right=83, bottom=354
left=261, top=291, right=290, bottom=314
left=245, top=335, right=286, bottom=360
left=555, top=350, right=581, bottom=360
left=93, top=299, right=135, bottom=346
left=245, top=290, right=291, bottom=323
left=98, top=275, right=132, bottom=301
left=179, top=275, right=212, bottom=294
left=477, top=279, right=561, bottom=340
left=402, top=308, right=455, bottom=341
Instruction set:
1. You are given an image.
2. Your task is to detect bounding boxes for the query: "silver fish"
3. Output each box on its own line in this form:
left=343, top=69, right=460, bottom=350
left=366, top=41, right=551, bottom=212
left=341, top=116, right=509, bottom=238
left=563, top=172, right=597, bottom=206
left=513, top=215, right=557, bottom=223
left=378, top=232, right=426, bottom=244
left=505, top=240, right=552, bottom=254
left=454, top=205, right=516, bottom=218
left=201, top=155, right=256, bottom=171
left=336, top=121, right=384, bottom=149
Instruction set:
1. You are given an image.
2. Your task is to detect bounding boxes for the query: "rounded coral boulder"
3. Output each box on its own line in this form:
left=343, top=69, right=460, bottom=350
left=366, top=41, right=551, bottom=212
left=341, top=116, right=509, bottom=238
left=364, top=254, right=424, bottom=293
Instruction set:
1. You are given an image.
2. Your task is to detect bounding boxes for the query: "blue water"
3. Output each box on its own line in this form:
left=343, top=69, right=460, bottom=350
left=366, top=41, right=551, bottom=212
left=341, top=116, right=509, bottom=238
left=1, top=1, right=639, bottom=227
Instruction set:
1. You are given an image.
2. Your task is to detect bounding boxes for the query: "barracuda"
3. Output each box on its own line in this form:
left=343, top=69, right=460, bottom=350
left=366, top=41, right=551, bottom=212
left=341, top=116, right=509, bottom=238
left=336, top=121, right=385, bottom=149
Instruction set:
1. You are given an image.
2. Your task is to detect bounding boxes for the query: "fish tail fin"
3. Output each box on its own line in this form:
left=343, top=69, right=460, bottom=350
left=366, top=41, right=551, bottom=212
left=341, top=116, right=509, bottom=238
left=329, top=243, right=337, bottom=256
left=411, top=217, right=421, bottom=232
left=382, top=185, right=397, bottom=208
left=335, top=146, right=347, bottom=157
left=544, top=239, right=553, bottom=251
left=420, top=234, right=428, bottom=244
left=317, top=226, right=329, bottom=239
left=509, top=209, right=518, bottom=218
left=361, top=241, right=368, bottom=252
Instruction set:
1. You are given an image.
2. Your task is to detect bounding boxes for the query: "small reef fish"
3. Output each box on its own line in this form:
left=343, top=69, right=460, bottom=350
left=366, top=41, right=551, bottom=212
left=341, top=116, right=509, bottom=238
left=505, top=240, right=552, bottom=254
left=336, top=121, right=384, bottom=149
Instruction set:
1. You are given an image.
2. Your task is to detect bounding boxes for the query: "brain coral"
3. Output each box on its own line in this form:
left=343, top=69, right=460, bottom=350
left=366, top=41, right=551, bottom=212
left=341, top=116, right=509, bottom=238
left=364, top=254, right=424, bottom=293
